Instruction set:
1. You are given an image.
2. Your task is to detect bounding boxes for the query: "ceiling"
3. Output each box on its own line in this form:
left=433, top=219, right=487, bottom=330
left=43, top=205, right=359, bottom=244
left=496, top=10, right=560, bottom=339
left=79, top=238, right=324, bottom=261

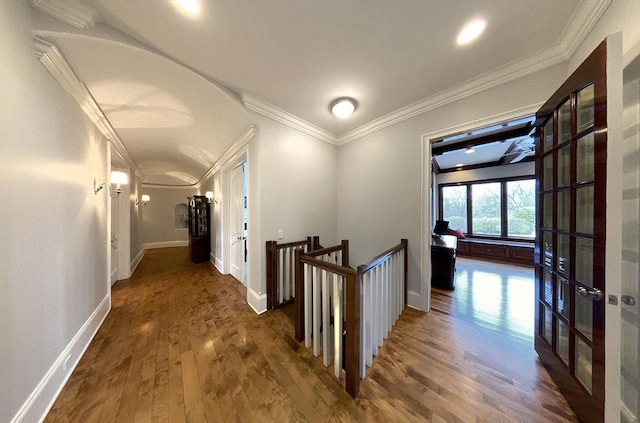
left=28, top=0, right=609, bottom=186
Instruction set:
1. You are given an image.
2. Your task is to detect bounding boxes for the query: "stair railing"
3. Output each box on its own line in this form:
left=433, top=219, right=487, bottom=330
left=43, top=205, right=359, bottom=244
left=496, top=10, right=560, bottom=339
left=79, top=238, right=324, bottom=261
left=266, top=236, right=320, bottom=309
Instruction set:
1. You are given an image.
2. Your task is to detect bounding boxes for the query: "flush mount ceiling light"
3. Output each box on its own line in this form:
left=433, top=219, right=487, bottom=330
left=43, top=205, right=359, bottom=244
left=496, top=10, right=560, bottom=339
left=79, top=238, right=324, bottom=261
left=331, top=98, right=356, bottom=119
left=457, top=19, right=487, bottom=46
left=176, top=0, right=199, bottom=14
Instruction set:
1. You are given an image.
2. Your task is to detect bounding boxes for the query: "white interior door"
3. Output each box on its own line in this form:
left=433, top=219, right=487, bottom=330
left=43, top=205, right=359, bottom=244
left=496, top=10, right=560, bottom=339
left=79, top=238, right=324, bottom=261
left=621, top=51, right=640, bottom=423
left=230, top=164, right=244, bottom=282
left=110, top=167, right=118, bottom=285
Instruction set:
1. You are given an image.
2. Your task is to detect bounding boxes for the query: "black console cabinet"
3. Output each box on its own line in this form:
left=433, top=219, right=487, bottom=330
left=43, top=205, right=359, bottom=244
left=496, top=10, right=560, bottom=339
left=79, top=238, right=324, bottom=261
left=431, top=235, right=457, bottom=290
left=188, top=195, right=210, bottom=263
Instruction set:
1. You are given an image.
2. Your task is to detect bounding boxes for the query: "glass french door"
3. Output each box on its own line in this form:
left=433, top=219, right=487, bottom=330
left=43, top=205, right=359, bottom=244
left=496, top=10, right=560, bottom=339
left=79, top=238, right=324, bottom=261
left=535, top=41, right=607, bottom=423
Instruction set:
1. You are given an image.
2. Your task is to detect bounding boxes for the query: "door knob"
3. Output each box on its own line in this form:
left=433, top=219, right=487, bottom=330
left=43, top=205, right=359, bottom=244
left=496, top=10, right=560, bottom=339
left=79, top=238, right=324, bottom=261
left=622, top=295, right=637, bottom=306
left=578, top=287, right=603, bottom=301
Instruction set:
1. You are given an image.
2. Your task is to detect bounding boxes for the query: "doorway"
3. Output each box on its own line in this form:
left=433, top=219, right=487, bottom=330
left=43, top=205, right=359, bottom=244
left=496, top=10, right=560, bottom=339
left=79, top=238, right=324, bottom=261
left=229, top=162, right=247, bottom=284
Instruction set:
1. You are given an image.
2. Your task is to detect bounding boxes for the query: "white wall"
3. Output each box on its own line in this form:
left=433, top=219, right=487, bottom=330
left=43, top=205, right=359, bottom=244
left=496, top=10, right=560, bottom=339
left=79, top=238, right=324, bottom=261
left=252, top=113, right=338, bottom=312
left=337, top=62, right=567, bottom=308
left=0, top=2, right=110, bottom=421
left=141, top=186, right=197, bottom=248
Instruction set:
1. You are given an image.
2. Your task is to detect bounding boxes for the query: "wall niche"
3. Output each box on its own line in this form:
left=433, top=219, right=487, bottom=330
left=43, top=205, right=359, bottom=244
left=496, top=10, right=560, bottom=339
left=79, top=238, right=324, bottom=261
left=175, top=203, right=189, bottom=228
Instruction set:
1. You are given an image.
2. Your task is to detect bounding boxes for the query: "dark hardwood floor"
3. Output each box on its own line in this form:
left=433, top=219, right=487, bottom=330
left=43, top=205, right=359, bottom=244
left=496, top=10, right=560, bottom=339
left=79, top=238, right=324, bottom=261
left=45, top=248, right=577, bottom=422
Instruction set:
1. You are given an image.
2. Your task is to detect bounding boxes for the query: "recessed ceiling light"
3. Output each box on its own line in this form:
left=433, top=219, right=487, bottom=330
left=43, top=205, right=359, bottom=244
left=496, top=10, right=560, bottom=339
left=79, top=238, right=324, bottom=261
left=465, top=147, right=475, bottom=154
left=331, top=98, right=356, bottom=119
left=457, top=19, right=487, bottom=45
left=176, top=0, right=199, bottom=14
left=456, top=163, right=464, bottom=167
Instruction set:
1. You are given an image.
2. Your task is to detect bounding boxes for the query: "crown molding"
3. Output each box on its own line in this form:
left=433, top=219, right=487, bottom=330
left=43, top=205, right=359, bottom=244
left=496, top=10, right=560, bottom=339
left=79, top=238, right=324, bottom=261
left=197, top=124, right=257, bottom=186
left=33, top=36, right=143, bottom=179
left=29, top=0, right=101, bottom=30
left=242, top=93, right=338, bottom=145
left=336, top=0, right=610, bottom=146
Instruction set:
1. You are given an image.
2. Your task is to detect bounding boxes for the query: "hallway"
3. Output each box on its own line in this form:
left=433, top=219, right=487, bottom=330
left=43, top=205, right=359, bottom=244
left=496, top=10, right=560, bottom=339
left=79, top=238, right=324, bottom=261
left=46, top=248, right=577, bottom=422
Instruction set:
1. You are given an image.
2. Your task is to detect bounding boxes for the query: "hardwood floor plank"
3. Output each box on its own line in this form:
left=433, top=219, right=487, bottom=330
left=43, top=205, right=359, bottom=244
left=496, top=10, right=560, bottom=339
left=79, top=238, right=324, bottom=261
left=44, top=248, right=577, bottom=423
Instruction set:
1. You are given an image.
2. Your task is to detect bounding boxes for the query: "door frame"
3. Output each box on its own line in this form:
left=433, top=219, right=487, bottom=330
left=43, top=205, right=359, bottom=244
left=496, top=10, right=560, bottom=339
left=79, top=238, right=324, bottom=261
left=420, top=104, right=542, bottom=312
left=228, top=161, right=246, bottom=283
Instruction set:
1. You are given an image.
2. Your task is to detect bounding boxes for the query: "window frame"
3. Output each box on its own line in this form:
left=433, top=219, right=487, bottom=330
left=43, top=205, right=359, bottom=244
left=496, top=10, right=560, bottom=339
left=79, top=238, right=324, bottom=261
left=438, top=175, right=536, bottom=242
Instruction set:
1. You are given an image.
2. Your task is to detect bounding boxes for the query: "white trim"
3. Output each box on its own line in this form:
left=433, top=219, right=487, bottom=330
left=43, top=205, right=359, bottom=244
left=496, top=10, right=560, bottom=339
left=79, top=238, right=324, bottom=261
left=406, top=290, right=423, bottom=311
left=242, top=93, right=338, bottom=145
left=248, top=288, right=267, bottom=315
left=237, top=1, right=608, bottom=147
left=11, top=295, right=110, bottom=423
left=32, top=37, right=143, bottom=180
left=419, top=105, right=542, bottom=315
left=211, top=252, right=223, bottom=273
left=143, top=241, right=188, bottom=249
left=130, top=248, right=145, bottom=276
left=28, top=0, right=101, bottom=30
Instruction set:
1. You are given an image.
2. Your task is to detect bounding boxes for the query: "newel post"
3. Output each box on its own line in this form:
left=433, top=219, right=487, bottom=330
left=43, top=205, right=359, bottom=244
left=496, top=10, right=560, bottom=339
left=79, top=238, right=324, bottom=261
left=341, top=239, right=350, bottom=267
left=294, top=247, right=305, bottom=342
left=266, top=241, right=277, bottom=310
left=345, top=271, right=361, bottom=397
left=402, top=238, right=408, bottom=306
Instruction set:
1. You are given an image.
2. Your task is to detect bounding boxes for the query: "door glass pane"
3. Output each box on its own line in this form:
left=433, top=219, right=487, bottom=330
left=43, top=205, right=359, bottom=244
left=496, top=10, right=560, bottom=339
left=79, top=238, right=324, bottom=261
left=557, top=319, right=570, bottom=365
left=442, top=185, right=468, bottom=233
left=557, top=277, right=569, bottom=319
left=543, top=269, right=553, bottom=305
left=576, top=238, right=593, bottom=288
left=558, top=146, right=571, bottom=187
left=576, top=186, right=594, bottom=235
left=471, top=183, right=501, bottom=235
left=543, top=231, right=553, bottom=268
left=543, top=193, right=553, bottom=229
left=543, top=154, right=553, bottom=191
left=557, top=234, right=570, bottom=275
left=576, top=337, right=593, bottom=394
left=576, top=290, right=593, bottom=341
left=543, top=118, right=554, bottom=153
left=557, top=190, right=570, bottom=231
left=507, top=179, right=535, bottom=238
left=543, top=305, right=553, bottom=344
left=577, top=132, right=595, bottom=183
left=577, top=84, right=595, bottom=132
left=558, top=99, right=571, bottom=143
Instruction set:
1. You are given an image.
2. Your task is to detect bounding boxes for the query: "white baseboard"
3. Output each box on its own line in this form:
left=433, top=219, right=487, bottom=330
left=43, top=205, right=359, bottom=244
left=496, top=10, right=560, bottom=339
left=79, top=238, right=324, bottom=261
left=130, top=249, right=144, bottom=275
left=143, top=241, right=188, bottom=249
left=248, top=288, right=267, bottom=315
left=11, top=294, right=111, bottom=423
left=110, top=269, right=118, bottom=286
left=212, top=254, right=223, bottom=273
left=407, top=290, right=426, bottom=311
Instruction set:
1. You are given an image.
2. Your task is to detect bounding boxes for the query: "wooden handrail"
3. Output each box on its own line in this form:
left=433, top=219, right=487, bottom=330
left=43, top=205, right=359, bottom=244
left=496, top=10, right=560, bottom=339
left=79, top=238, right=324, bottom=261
left=357, top=239, right=407, bottom=274
left=298, top=254, right=356, bottom=277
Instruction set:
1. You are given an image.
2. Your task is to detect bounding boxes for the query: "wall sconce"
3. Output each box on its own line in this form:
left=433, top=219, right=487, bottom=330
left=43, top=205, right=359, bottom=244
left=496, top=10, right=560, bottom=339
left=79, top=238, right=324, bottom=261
left=94, top=171, right=129, bottom=197
left=136, top=194, right=150, bottom=206
left=205, top=191, right=214, bottom=202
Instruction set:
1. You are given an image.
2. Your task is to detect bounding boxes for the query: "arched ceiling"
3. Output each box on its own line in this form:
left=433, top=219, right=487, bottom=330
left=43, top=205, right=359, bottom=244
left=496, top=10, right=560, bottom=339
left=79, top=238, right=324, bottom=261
left=29, top=0, right=609, bottom=185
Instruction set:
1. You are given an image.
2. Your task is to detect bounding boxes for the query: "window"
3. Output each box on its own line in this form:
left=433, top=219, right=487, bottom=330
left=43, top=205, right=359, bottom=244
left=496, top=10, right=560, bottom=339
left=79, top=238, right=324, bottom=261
left=441, top=185, right=468, bottom=233
left=507, top=179, right=536, bottom=238
left=439, top=176, right=535, bottom=240
left=471, top=182, right=501, bottom=236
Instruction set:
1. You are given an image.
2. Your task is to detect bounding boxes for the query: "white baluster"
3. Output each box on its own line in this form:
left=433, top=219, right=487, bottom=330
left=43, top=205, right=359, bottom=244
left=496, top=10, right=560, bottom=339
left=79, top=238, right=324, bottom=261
left=322, top=268, right=330, bottom=366
left=304, top=263, right=312, bottom=348
left=278, top=248, right=284, bottom=303
left=313, top=267, right=322, bottom=357
left=333, top=273, right=343, bottom=379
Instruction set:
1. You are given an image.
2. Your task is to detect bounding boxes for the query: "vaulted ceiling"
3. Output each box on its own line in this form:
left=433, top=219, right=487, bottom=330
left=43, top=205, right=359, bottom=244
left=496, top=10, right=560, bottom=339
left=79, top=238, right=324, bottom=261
left=28, top=0, right=610, bottom=186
